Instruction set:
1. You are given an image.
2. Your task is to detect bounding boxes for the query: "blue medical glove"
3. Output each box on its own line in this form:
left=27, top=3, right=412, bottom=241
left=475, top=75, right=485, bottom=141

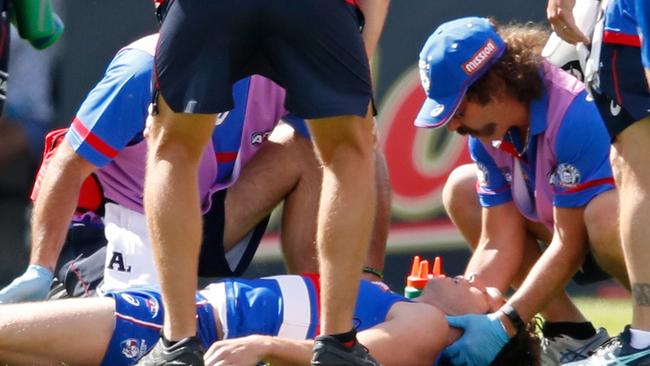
left=442, top=313, right=510, bottom=366
left=0, top=264, right=53, bottom=303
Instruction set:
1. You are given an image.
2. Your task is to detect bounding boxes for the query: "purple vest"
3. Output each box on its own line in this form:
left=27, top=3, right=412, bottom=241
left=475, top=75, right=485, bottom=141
left=96, top=35, right=290, bottom=213
left=480, top=61, right=585, bottom=231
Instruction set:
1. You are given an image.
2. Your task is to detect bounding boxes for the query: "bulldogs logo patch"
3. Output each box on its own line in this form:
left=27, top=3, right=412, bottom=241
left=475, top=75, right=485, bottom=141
left=121, top=338, right=147, bottom=359
left=553, top=163, right=581, bottom=188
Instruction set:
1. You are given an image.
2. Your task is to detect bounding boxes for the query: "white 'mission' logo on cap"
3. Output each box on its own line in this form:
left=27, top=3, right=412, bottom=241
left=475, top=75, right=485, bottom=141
left=462, top=39, right=497, bottom=75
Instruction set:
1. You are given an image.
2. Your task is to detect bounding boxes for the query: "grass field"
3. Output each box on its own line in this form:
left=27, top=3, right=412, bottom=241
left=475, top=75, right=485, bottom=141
left=574, top=297, right=632, bottom=336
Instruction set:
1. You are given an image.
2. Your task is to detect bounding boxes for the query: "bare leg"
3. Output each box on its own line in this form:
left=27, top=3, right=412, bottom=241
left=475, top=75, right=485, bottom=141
left=307, top=109, right=376, bottom=335
left=223, top=124, right=320, bottom=272
left=584, top=189, right=629, bottom=289
left=0, top=298, right=115, bottom=365
left=144, top=96, right=216, bottom=341
left=443, top=164, right=586, bottom=322
left=611, top=117, right=650, bottom=331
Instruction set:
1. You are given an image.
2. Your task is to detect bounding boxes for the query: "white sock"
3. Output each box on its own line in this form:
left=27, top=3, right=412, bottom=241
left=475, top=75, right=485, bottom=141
left=629, top=328, right=650, bottom=349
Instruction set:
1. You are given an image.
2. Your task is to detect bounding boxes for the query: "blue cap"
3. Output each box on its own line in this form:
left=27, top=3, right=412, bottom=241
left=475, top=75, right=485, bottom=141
left=415, top=17, right=506, bottom=129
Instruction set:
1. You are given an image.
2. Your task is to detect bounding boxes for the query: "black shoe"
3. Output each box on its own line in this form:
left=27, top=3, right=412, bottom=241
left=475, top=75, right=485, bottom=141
left=311, top=335, right=381, bottom=366
left=135, top=336, right=205, bottom=366
left=562, top=325, right=650, bottom=365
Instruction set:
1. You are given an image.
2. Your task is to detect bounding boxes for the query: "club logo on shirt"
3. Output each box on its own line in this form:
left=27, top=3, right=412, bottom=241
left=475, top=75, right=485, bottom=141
left=145, top=297, right=160, bottom=317
left=553, top=163, right=581, bottom=188
left=476, top=162, right=490, bottom=187
left=121, top=338, right=147, bottom=359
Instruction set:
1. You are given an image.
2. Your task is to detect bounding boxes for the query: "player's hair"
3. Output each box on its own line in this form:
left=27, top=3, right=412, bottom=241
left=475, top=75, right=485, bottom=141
left=466, top=20, right=550, bottom=107
left=489, top=322, right=541, bottom=366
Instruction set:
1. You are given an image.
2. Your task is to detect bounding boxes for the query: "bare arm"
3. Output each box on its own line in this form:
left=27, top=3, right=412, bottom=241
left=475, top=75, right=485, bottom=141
left=547, top=0, right=590, bottom=44
left=356, top=0, right=390, bottom=61
left=204, top=302, right=445, bottom=366
left=504, top=206, right=589, bottom=322
left=30, top=140, right=96, bottom=270
left=464, top=202, right=528, bottom=292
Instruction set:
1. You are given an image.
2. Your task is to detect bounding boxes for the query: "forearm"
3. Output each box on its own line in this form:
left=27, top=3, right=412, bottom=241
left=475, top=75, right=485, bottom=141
left=262, top=337, right=313, bottom=366
left=465, top=205, right=527, bottom=292
left=356, top=0, right=390, bottom=60
left=508, top=210, right=589, bottom=320
left=30, top=142, right=95, bottom=270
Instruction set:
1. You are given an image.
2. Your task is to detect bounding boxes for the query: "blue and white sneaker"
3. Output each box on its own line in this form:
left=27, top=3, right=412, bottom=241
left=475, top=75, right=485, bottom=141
left=542, top=327, right=610, bottom=365
left=562, top=326, right=650, bottom=365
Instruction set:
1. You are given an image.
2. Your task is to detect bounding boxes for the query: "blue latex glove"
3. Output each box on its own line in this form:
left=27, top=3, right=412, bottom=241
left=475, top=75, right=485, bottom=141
left=442, top=313, right=510, bottom=366
left=0, top=264, right=53, bottom=303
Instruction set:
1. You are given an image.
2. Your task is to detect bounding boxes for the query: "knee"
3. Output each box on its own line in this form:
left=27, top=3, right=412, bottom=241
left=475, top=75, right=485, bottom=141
left=442, top=164, right=478, bottom=217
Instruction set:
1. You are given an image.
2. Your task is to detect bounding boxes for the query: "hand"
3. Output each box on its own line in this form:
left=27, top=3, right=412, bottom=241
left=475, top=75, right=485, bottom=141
left=441, top=313, right=509, bottom=366
left=547, top=0, right=590, bottom=44
left=204, top=335, right=269, bottom=366
left=0, top=264, right=53, bottom=303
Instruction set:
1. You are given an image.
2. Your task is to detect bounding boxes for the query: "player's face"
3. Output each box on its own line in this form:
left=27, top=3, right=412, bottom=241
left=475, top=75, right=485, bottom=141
left=420, top=275, right=504, bottom=315
left=446, top=97, right=525, bottom=143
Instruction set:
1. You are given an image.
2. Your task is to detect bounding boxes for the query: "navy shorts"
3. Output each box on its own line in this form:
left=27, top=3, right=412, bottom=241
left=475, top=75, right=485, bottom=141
left=198, top=189, right=270, bottom=277
left=594, top=43, right=650, bottom=140
left=155, top=0, right=372, bottom=119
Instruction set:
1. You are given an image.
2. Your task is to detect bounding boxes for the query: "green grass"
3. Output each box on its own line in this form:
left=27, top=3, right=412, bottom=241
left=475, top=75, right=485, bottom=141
left=573, top=297, right=632, bottom=335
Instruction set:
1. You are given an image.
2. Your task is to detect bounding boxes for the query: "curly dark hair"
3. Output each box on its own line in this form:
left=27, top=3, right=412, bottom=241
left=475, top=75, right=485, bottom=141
left=438, top=322, right=541, bottom=366
left=490, top=322, right=541, bottom=366
left=465, top=20, right=550, bottom=107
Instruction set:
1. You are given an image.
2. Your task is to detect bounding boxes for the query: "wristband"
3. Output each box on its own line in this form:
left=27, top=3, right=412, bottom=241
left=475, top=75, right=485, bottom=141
left=500, top=304, right=526, bottom=332
left=362, top=266, right=384, bottom=280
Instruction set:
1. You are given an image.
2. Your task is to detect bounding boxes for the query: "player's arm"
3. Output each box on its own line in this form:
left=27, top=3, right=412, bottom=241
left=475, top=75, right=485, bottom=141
left=463, top=138, right=527, bottom=292
left=204, top=302, right=444, bottom=366
left=499, top=92, right=612, bottom=322
left=29, top=141, right=97, bottom=270
left=356, top=0, right=390, bottom=60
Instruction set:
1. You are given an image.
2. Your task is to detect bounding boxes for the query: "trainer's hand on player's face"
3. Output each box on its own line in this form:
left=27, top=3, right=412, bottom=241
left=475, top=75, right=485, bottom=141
left=441, top=313, right=509, bottom=366
left=547, top=0, right=590, bottom=44
left=0, top=264, right=53, bottom=303
left=205, top=335, right=268, bottom=366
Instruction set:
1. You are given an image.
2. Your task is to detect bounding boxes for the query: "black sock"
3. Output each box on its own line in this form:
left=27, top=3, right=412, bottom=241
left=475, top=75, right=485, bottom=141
left=543, top=321, right=597, bottom=340
left=329, top=328, right=357, bottom=348
left=161, top=334, right=178, bottom=348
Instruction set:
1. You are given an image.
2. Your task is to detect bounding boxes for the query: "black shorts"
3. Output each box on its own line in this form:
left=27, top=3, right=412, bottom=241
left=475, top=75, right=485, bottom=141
left=594, top=43, right=650, bottom=140
left=155, top=0, right=372, bottom=119
left=198, top=189, right=270, bottom=277
left=0, top=0, right=9, bottom=113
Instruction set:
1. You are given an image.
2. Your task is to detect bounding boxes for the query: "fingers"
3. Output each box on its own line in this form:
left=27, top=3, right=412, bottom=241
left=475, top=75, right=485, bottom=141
left=547, top=1, right=590, bottom=44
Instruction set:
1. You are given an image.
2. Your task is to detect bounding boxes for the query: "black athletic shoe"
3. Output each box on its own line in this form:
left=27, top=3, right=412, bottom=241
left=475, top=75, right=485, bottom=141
left=311, top=335, right=381, bottom=366
left=135, top=335, right=205, bottom=366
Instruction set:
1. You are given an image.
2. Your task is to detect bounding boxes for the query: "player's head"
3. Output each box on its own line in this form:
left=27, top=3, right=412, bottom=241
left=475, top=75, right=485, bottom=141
left=420, top=276, right=540, bottom=365
left=417, top=274, right=504, bottom=314
left=414, top=17, right=549, bottom=140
